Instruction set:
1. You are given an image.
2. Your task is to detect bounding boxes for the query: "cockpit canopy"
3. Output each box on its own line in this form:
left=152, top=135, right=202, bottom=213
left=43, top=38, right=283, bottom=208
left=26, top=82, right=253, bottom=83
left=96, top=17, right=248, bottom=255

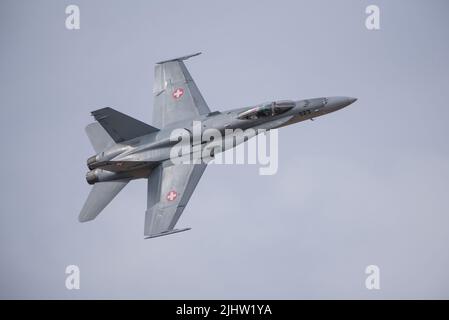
left=238, top=100, right=295, bottom=120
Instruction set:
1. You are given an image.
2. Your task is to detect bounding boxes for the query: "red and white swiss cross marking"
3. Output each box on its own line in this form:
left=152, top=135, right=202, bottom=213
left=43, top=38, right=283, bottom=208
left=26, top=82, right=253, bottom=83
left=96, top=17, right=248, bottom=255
left=166, top=190, right=178, bottom=201
left=172, top=88, right=184, bottom=99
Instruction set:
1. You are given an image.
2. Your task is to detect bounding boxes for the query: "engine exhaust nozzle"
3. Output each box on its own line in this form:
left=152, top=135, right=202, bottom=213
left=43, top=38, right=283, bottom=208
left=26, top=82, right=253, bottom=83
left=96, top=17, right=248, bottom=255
left=87, top=155, right=98, bottom=170
left=86, top=170, right=99, bottom=185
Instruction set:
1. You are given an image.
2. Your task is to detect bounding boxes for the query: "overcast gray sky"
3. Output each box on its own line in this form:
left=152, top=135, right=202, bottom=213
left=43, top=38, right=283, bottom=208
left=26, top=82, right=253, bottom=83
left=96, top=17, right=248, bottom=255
left=1, top=0, right=449, bottom=299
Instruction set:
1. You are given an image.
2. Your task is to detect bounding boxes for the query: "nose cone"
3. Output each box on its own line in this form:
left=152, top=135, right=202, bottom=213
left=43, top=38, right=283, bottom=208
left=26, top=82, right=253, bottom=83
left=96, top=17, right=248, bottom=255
left=347, top=97, right=357, bottom=104
left=326, top=96, right=357, bottom=111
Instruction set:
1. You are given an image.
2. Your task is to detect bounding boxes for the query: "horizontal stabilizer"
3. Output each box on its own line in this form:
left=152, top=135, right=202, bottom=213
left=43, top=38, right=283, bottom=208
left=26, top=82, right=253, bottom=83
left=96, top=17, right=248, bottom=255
left=144, top=228, right=191, bottom=239
left=79, top=180, right=129, bottom=222
left=91, top=107, right=159, bottom=143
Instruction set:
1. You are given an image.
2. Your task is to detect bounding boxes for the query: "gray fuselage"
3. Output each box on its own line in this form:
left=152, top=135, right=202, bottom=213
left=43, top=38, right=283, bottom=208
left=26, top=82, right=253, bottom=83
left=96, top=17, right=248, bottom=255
left=85, top=96, right=356, bottom=184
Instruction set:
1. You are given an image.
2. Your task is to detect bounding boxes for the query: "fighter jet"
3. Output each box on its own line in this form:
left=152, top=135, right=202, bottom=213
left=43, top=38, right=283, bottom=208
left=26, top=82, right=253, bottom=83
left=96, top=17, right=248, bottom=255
left=80, top=52, right=357, bottom=238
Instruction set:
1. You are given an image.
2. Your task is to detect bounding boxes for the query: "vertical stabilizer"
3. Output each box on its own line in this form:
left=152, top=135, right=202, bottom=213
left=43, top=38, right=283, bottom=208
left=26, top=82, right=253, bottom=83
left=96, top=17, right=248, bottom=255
left=85, top=122, right=115, bottom=153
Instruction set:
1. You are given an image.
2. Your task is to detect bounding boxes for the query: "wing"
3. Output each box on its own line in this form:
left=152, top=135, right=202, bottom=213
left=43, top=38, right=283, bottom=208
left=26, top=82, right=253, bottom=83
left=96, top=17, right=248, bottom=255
left=144, top=161, right=207, bottom=238
left=152, top=52, right=210, bottom=128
